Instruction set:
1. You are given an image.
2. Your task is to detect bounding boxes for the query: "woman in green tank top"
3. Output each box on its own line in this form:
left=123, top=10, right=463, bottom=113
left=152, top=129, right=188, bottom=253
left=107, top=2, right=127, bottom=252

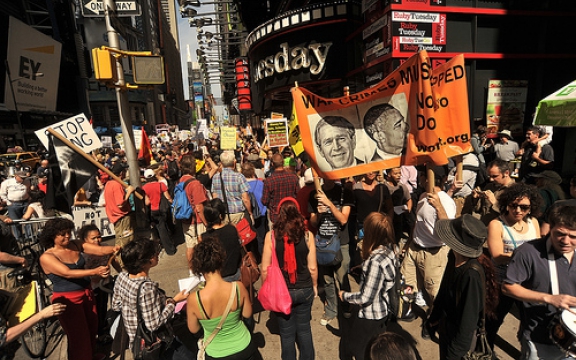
left=187, top=236, right=258, bottom=359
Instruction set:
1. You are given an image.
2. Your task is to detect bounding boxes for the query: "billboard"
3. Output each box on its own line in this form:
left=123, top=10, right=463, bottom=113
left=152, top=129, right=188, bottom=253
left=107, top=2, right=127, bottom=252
left=4, top=17, right=62, bottom=112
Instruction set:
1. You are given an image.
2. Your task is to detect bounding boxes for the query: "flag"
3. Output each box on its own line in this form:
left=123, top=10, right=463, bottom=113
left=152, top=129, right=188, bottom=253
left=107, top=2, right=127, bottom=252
left=291, top=50, right=472, bottom=180
left=138, top=126, right=152, bottom=166
left=45, top=135, right=99, bottom=214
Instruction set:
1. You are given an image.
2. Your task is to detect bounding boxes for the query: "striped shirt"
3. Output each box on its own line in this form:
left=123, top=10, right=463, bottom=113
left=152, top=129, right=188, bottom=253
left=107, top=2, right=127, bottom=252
left=342, top=246, right=397, bottom=320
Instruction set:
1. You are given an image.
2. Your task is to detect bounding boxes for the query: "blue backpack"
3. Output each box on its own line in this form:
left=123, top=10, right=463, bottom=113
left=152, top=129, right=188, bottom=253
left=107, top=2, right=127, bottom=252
left=172, top=179, right=194, bottom=220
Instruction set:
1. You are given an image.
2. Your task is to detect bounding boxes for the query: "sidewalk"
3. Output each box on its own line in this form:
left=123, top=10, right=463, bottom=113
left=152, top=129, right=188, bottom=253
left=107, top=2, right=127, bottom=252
left=14, top=241, right=521, bottom=359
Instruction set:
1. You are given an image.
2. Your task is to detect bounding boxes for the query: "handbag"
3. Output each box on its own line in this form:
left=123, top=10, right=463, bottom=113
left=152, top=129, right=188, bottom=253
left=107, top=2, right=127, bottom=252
left=315, top=233, right=342, bottom=266
left=240, top=244, right=260, bottom=294
left=463, top=262, right=494, bottom=360
left=197, top=283, right=237, bottom=360
left=159, top=183, right=171, bottom=215
left=237, top=217, right=257, bottom=246
left=132, top=282, right=170, bottom=360
left=258, top=231, right=292, bottom=315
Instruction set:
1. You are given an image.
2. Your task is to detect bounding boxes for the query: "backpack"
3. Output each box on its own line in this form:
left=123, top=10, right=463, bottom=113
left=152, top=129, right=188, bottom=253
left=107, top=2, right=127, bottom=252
left=248, top=179, right=264, bottom=219
left=383, top=248, right=404, bottom=323
left=463, top=162, right=488, bottom=189
left=172, top=179, right=194, bottom=221
left=166, top=160, right=179, bottom=180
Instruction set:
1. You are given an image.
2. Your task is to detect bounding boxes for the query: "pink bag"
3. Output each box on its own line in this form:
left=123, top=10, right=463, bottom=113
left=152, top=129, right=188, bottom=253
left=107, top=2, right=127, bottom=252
left=258, top=231, right=292, bottom=315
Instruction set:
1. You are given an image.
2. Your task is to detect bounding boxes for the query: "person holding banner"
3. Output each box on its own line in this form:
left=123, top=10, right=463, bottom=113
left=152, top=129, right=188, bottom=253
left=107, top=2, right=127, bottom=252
left=103, top=163, right=136, bottom=248
left=401, top=166, right=456, bottom=318
left=39, top=218, right=118, bottom=360
left=314, top=116, right=362, bottom=171
left=363, top=103, right=409, bottom=160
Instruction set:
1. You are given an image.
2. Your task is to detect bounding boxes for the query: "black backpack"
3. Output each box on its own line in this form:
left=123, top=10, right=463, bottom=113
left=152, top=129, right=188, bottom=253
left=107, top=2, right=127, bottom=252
left=166, top=160, right=179, bottom=180
left=383, top=248, right=403, bottom=323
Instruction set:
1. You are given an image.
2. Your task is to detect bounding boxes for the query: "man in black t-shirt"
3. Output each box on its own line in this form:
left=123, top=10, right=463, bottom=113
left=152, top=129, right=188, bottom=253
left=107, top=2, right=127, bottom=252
left=309, top=178, right=354, bottom=326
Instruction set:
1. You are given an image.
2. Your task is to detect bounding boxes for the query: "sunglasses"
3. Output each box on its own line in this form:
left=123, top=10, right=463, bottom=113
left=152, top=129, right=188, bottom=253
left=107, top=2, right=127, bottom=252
left=508, top=203, right=531, bottom=211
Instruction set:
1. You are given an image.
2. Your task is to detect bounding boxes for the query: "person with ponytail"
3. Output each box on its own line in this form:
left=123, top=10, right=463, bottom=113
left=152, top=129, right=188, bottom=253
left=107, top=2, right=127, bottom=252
left=260, top=197, right=317, bottom=360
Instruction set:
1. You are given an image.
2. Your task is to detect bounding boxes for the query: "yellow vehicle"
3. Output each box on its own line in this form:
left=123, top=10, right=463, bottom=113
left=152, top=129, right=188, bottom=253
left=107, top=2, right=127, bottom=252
left=0, top=152, right=41, bottom=170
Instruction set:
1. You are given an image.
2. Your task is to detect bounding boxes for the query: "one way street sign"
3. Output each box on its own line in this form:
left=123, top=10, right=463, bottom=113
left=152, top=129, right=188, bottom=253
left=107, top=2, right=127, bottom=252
left=81, top=0, right=141, bottom=17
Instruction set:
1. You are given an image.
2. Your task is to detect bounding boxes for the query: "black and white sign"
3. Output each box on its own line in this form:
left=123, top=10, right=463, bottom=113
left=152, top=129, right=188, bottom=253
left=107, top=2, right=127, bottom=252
left=81, top=0, right=141, bottom=17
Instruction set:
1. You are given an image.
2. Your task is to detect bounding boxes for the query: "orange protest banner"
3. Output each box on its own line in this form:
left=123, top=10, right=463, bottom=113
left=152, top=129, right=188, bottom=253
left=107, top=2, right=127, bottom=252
left=291, top=51, right=472, bottom=180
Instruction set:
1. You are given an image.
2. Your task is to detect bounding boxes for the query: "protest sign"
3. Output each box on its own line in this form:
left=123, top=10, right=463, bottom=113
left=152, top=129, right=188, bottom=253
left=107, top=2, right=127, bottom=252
left=220, top=126, right=237, bottom=150
left=72, top=206, right=115, bottom=238
left=289, top=103, right=305, bottom=156
left=291, top=50, right=471, bottom=179
left=266, top=119, right=289, bottom=148
left=36, top=113, right=102, bottom=153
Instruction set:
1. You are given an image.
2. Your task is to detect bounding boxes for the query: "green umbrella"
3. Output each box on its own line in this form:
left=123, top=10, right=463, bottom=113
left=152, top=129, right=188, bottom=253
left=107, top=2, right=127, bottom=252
left=534, top=80, right=576, bottom=126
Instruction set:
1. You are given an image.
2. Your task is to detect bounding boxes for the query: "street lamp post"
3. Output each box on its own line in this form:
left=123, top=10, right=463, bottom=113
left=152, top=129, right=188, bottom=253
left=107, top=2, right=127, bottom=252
left=4, top=60, right=44, bottom=151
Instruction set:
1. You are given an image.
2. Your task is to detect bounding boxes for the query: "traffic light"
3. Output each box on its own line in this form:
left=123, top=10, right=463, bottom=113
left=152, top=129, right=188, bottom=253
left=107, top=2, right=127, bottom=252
left=131, top=55, right=165, bottom=84
left=92, top=48, right=118, bottom=82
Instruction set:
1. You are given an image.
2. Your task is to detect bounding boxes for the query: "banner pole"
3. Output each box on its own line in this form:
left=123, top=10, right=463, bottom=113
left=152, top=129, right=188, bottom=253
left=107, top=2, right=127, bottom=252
left=455, top=155, right=463, bottom=182
left=46, top=128, right=144, bottom=200
left=310, top=167, right=322, bottom=193
left=426, top=163, right=435, bottom=194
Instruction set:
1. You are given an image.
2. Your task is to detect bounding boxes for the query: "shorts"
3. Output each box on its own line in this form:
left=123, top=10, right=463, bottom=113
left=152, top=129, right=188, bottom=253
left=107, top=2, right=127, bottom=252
left=113, top=213, right=135, bottom=247
left=182, top=221, right=206, bottom=249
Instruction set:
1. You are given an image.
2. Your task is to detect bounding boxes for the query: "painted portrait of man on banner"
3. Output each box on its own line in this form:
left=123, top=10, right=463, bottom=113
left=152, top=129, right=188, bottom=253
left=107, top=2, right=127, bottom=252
left=310, top=94, right=408, bottom=172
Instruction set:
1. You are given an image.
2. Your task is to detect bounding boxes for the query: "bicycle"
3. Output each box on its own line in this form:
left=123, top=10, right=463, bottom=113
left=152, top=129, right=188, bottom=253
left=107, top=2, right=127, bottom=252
left=9, top=240, right=59, bottom=359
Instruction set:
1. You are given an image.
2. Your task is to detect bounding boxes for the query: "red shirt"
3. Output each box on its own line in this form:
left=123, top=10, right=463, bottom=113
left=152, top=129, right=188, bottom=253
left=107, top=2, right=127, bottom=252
left=179, top=175, right=208, bottom=223
left=142, top=182, right=168, bottom=211
left=104, top=180, right=130, bottom=224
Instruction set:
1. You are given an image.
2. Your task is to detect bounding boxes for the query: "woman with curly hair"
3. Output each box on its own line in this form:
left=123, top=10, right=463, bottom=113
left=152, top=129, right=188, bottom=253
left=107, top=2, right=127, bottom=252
left=485, top=182, right=542, bottom=348
left=338, top=212, right=397, bottom=360
left=39, top=218, right=118, bottom=360
left=427, top=215, right=498, bottom=360
left=260, top=197, right=317, bottom=360
left=187, top=236, right=257, bottom=359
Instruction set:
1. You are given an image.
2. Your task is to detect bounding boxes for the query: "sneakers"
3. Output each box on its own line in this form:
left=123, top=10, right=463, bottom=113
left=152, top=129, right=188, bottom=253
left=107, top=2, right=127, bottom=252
left=320, top=314, right=335, bottom=326
left=415, top=291, right=427, bottom=307
left=398, top=307, right=416, bottom=322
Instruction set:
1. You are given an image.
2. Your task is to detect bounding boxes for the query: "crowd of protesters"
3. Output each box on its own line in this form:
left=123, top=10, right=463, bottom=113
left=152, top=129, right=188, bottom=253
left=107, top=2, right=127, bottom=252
left=0, top=122, right=575, bottom=360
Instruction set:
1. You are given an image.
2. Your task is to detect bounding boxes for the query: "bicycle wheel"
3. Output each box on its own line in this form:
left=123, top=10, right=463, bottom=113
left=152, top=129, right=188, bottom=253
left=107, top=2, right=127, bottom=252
left=22, top=271, right=53, bottom=358
left=21, top=320, right=48, bottom=358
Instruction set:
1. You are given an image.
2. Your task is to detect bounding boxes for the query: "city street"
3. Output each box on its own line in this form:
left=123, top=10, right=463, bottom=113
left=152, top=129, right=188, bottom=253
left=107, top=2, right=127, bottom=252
left=14, top=241, right=522, bottom=360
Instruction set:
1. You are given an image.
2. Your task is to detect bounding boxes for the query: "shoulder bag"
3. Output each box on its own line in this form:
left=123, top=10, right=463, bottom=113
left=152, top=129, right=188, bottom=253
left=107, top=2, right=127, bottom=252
left=197, top=283, right=237, bottom=360
left=258, top=231, right=292, bottom=315
left=463, top=262, right=493, bottom=360
left=132, top=282, right=172, bottom=360
left=219, top=172, right=257, bottom=245
left=158, top=182, right=171, bottom=215
left=240, top=244, right=260, bottom=299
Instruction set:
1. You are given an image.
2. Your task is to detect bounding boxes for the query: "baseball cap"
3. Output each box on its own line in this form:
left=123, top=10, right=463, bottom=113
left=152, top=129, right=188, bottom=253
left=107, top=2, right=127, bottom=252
left=303, top=168, right=314, bottom=184
left=14, top=170, right=28, bottom=178
left=144, top=169, right=155, bottom=179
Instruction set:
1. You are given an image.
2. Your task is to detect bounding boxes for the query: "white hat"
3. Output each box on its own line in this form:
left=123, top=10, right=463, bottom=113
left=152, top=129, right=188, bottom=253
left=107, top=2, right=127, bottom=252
left=303, top=168, right=314, bottom=184
left=144, top=169, right=155, bottom=179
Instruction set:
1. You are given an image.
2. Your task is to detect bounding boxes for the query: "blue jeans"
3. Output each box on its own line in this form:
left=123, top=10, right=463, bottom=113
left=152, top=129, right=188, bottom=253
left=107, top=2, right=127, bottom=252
left=322, top=244, right=350, bottom=319
left=276, top=287, right=315, bottom=360
left=8, top=202, right=26, bottom=239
